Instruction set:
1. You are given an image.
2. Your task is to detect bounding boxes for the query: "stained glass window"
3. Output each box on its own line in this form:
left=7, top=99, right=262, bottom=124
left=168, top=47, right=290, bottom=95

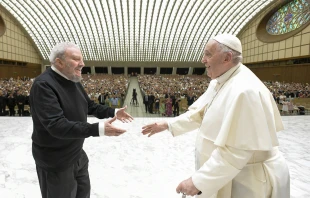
left=266, top=0, right=310, bottom=35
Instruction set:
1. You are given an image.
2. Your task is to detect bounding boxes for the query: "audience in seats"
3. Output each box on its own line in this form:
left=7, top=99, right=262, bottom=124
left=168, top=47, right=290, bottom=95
left=0, top=74, right=309, bottom=116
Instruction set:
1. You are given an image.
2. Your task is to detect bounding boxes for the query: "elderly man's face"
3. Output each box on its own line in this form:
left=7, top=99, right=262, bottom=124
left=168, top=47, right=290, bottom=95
left=201, top=40, right=226, bottom=79
left=60, top=47, right=84, bottom=82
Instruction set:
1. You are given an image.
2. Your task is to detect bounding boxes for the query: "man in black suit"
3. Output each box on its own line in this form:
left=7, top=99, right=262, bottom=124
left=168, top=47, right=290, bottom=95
left=7, top=92, right=16, bottom=116
left=30, top=42, right=133, bottom=198
left=132, top=88, right=138, bottom=105
left=148, top=92, right=155, bottom=113
left=0, top=90, right=7, bottom=116
left=15, top=90, right=26, bottom=116
left=98, top=92, right=105, bottom=105
left=187, top=93, right=195, bottom=106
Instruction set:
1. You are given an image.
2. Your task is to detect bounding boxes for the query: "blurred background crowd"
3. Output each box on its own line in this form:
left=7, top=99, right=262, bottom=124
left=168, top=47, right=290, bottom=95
left=0, top=74, right=309, bottom=117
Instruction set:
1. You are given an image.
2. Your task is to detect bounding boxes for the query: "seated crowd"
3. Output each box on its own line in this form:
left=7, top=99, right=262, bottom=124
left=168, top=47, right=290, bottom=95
left=81, top=74, right=129, bottom=108
left=0, top=74, right=309, bottom=116
left=0, top=74, right=129, bottom=116
left=266, top=81, right=310, bottom=115
left=137, top=74, right=210, bottom=116
left=0, top=77, right=33, bottom=116
left=138, top=75, right=310, bottom=116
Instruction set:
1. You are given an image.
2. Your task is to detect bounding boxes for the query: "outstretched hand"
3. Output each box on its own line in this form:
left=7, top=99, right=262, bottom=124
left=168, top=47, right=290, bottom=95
left=116, top=105, right=134, bottom=123
left=141, top=121, right=169, bottom=137
left=104, top=116, right=126, bottom=136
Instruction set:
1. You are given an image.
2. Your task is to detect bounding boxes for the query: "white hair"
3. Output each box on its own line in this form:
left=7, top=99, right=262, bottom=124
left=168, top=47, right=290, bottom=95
left=49, top=42, right=80, bottom=64
left=217, top=42, right=243, bottom=64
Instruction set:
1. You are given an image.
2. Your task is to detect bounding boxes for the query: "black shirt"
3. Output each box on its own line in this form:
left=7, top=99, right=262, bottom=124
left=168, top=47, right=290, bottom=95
left=30, top=68, right=115, bottom=171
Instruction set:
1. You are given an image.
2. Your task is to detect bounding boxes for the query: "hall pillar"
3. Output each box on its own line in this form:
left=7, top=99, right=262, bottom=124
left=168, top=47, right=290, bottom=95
left=124, top=67, right=128, bottom=76
left=156, top=67, right=160, bottom=75
left=91, top=66, right=96, bottom=75
left=172, top=67, right=177, bottom=75
left=188, top=67, right=193, bottom=75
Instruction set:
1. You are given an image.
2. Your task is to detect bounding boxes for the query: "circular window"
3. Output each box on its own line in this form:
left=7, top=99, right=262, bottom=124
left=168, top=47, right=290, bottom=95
left=257, top=0, right=310, bottom=43
left=0, top=14, right=6, bottom=37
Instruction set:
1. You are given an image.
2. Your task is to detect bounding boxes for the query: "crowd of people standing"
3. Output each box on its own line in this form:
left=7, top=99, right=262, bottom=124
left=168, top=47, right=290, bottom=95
left=0, top=74, right=129, bottom=116
left=139, top=74, right=206, bottom=117
left=0, top=74, right=309, bottom=117
left=0, top=77, right=32, bottom=116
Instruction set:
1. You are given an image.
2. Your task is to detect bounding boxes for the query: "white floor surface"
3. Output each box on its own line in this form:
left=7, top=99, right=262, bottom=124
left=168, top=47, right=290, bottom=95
left=0, top=116, right=309, bottom=198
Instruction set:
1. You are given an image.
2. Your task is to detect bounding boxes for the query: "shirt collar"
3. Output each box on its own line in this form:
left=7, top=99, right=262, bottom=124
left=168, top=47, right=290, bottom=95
left=215, top=63, right=241, bottom=85
left=51, top=65, right=69, bottom=80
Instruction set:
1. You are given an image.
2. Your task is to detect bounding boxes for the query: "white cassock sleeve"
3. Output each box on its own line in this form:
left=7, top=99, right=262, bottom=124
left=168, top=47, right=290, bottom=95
left=168, top=80, right=219, bottom=137
left=168, top=107, right=204, bottom=136
left=192, top=146, right=254, bottom=197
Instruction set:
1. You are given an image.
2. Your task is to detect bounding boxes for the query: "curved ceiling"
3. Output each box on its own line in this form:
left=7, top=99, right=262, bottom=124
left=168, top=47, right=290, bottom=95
left=0, top=0, right=275, bottom=62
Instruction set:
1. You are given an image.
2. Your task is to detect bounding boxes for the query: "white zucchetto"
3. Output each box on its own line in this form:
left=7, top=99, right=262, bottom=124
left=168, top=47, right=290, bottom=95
left=213, top=33, right=242, bottom=54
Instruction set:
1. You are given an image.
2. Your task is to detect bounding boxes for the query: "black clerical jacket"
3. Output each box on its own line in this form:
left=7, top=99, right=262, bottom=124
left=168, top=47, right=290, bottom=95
left=30, top=68, right=115, bottom=171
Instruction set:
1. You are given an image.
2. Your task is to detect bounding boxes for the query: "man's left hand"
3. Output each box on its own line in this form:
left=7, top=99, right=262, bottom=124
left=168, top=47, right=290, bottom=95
left=176, top=177, right=200, bottom=196
left=116, top=105, right=134, bottom=123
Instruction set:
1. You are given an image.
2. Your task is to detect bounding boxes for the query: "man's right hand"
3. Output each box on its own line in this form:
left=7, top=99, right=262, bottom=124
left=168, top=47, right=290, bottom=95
left=104, top=116, right=126, bottom=136
left=141, top=121, right=169, bottom=137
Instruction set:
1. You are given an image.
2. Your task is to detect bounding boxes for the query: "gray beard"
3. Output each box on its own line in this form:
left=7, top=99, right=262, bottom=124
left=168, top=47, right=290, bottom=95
left=65, top=63, right=82, bottom=82
left=69, top=75, right=82, bottom=83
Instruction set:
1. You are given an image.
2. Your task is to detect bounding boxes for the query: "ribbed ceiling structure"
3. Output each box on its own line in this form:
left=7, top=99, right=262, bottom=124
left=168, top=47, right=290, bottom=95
left=0, top=0, right=275, bottom=62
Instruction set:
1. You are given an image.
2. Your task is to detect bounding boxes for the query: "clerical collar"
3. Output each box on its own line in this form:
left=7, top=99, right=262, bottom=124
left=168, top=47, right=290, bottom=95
left=51, top=65, right=69, bottom=80
left=216, top=63, right=241, bottom=85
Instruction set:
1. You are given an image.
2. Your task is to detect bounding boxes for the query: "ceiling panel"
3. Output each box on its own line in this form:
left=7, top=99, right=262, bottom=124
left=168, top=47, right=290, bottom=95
left=0, top=0, right=275, bottom=62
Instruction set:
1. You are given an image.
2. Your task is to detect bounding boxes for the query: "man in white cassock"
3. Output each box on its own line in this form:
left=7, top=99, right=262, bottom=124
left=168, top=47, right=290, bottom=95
left=142, top=33, right=290, bottom=198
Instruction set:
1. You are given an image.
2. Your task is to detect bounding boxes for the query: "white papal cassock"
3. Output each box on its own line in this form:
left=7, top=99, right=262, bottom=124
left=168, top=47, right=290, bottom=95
left=168, top=63, right=290, bottom=198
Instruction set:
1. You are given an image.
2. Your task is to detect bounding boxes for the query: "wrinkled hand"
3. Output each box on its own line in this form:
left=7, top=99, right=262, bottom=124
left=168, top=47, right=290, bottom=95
left=116, top=105, right=134, bottom=123
left=141, top=121, right=168, bottom=137
left=104, top=116, right=126, bottom=136
left=176, top=177, right=201, bottom=197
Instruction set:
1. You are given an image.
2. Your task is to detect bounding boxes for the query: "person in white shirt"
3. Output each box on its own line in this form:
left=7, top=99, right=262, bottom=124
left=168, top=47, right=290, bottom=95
left=142, top=34, right=290, bottom=198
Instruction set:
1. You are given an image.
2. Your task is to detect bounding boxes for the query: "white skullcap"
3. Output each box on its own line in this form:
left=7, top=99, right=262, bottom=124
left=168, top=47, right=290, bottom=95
left=212, top=33, right=242, bottom=53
